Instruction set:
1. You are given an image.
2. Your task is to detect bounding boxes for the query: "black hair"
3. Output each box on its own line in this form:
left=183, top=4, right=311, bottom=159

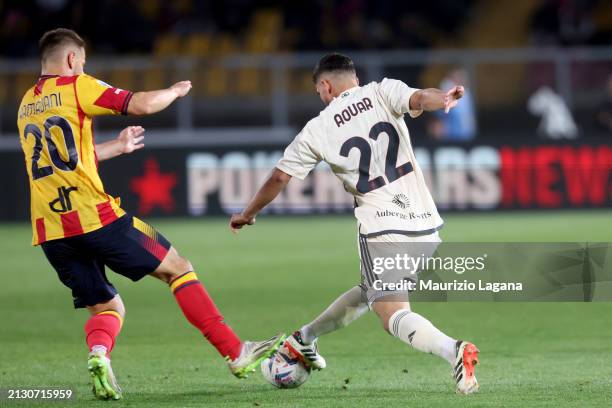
left=39, top=28, right=85, bottom=61
left=312, top=53, right=356, bottom=83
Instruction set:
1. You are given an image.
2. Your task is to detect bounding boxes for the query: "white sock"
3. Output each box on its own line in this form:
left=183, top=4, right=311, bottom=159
left=300, top=286, right=369, bottom=344
left=388, top=309, right=456, bottom=365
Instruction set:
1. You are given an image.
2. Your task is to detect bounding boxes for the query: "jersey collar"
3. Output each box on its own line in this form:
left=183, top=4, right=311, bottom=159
left=34, top=75, right=59, bottom=96
left=331, top=85, right=361, bottom=105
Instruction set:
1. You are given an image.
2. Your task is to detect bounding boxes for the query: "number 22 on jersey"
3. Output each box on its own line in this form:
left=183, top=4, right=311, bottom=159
left=340, top=121, right=414, bottom=194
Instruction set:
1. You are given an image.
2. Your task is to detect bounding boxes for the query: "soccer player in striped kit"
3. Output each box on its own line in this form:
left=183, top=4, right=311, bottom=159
left=17, top=28, right=284, bottom=400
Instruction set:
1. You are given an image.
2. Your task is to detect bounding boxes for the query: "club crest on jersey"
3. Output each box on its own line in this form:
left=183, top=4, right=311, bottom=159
left=392, top=193, right=410, bottom=209
left=334, top=97, right=373, bottom=127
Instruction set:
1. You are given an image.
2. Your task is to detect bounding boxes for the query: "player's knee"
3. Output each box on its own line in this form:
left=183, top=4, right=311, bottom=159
left=109, top=302, right=125, bottom=320
left=88, top=295, right=126, bottom=319
left=167, top=247, right=192, bottom=272
left=381, top=316, right=391, bottom=332
left=180, top=256, right=194, bottom=273
left=151, top=247, right=194, bottom=284
left=372, top=301, right=410, bottom=333
left=154, top=268, right=187, bottom=284
left=158, top=257, right=193, bottom=284
left=166, top=255, right=193, bottom=279
left=115, top=304, right=126, bottom=319
left=372, top=308, right=391, bottom=331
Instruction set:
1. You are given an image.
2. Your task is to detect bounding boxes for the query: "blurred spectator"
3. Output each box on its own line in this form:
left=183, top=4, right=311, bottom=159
left=595, top=75, right=612, bottom=133
left=558, top=0, right=596, bottom=45
left=430, top=68, right=477, bottom=141
left=528, top=87, right=578, bottom=139
left=530, top=0, right=602, bottom=46
left=86, top=0, right=155, bottom=54
left=3, top=0, right=612, bottom=58
left=0, top=0, right=477, bottom=56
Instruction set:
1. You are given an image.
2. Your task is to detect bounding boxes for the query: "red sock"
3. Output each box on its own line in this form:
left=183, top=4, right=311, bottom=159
left=84, top=311, right=123, bottom=357
left=170, top=272, right=242, bottom=360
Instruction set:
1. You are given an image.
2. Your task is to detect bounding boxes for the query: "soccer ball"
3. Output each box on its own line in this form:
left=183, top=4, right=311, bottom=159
left=260, top=344, right=311, bottom=388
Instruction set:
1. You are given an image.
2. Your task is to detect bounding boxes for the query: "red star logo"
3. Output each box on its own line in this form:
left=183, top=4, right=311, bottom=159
left=130, top=158, right=177, bottom=215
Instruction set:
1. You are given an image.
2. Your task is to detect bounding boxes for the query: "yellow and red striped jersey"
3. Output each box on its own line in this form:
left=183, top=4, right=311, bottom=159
left=17, top=74, right=133, bottom=245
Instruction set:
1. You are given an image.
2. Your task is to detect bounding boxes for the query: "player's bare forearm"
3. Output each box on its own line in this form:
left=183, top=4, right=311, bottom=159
left=95, top=126, right=145, bottom=161
left=243, top=169, right=291, bottom=217
left=95, top=140, right=123, bottom=161
left=410, top=86, right=465, bottom=113
left=230, top=168, right=292, bottom=232
left=127, top=81, right=192, bottom=115
left=410, top=88, right=446, bottom=111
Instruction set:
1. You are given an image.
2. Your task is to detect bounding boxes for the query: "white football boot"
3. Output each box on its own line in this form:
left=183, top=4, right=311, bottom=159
left=453, top=340, right=480, bottom=394
left=283, top=331, right=326, bottom=370
left=227, top=333, right=286, bottom=378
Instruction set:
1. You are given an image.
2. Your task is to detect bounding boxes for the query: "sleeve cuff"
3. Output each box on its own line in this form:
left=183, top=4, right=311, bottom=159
left=121, top=92, right=134, bottom=115
left=275, top=164, right=306, bottom=180
left=408, top=109, right=423, bottom=118
left=404, top=88, right=422, bottom=118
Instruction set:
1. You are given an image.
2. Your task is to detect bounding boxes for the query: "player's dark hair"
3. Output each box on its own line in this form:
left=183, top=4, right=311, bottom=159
left=312, top=53, right=356, bottom=83
left=39, top=28, right=85, bottom=61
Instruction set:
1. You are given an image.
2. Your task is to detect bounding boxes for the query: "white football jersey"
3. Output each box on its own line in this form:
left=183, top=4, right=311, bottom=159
left=276, top=78, right=443, bottom=237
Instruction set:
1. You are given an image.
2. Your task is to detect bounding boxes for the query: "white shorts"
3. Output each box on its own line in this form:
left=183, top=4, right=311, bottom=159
left=357, top=232, right=442, bottom=306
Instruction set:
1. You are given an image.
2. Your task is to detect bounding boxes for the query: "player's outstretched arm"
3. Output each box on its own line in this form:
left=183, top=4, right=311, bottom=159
left=410, top=85, right=465, bottom=113
left=127, top=81, right=192, bottom=115
left=95, top=126, right=145, bottom=162
left=230, top=168, right=292, bottom=233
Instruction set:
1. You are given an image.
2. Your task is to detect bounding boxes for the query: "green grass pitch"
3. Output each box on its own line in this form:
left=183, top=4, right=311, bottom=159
left=1, top=211, right=611, bottom=407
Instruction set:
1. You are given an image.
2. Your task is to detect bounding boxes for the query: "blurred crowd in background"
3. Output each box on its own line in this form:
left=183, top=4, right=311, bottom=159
left=0, top=0, right=611, bottom=140
left=2, top=0, right=611, bottom=56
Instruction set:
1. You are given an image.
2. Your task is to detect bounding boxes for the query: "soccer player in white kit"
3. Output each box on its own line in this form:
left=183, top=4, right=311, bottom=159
left=230, top=53, right=479, bottom=394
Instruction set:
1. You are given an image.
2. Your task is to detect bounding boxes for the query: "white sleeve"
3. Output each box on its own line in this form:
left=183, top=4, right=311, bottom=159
left=378, top=78, right=423, bottom=118
left=276, top=125, right=321, bottom=180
